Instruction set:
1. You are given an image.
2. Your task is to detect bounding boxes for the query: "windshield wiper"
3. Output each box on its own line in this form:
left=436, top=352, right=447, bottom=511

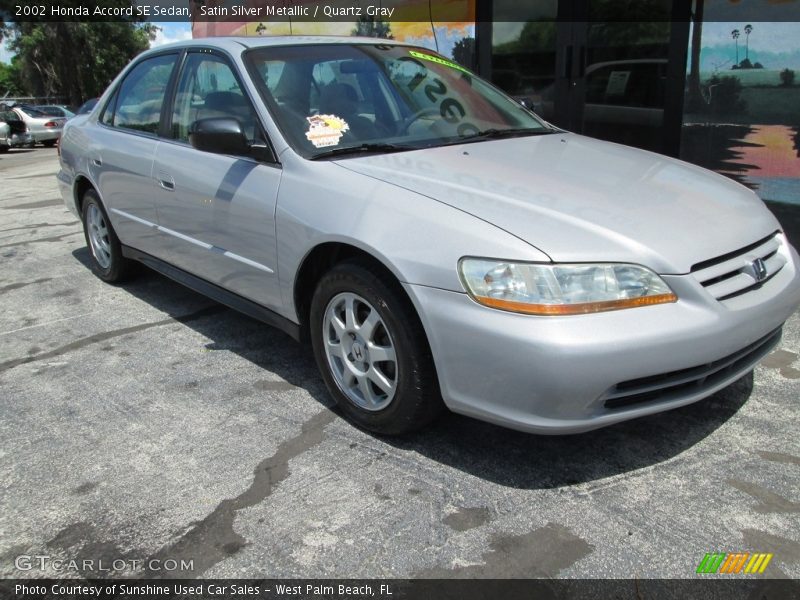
left=310, top=143, right=416, bottom=160
left=453, top=127, right=557, bottom=143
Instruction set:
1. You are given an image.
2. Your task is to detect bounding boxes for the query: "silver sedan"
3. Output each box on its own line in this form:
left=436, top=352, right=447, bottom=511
left=13, top=105, right=65, bottom=146
left=57, top=37, right=800, bottom=435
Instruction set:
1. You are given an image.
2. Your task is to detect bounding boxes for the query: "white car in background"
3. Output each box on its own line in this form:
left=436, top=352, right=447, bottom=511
left=12, top=105, right=65, bottom=146
left=0, top=109, right=33, bottom=151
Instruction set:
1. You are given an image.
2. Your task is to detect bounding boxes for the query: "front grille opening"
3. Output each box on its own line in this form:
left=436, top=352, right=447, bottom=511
left=603, top=328, right=781, bottom=410
left=690, top=232, right=786, bottom=302
left=699, top=270, right=740, bottom=288
left=716, top=272, right=779, bottom=302
left=691, top=231, right=779, bottom=273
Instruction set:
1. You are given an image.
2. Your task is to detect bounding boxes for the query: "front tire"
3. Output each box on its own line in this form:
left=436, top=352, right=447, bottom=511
left=81, top=189, right=135, bottom=283
left=310, top=259, right=443, bottom=435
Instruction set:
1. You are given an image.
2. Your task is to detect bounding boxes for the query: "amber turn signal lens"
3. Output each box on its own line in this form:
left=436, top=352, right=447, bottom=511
left=475, top=293, right=678, bottom=315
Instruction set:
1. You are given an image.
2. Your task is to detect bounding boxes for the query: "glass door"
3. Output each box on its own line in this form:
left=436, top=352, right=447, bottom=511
left=578, top=0, right=674, bottom=152
left=484, top=0, right=686, bottom=155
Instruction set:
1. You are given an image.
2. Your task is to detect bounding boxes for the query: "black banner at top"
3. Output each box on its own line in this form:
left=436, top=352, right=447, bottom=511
left=4, top=0, right=800, bottom=23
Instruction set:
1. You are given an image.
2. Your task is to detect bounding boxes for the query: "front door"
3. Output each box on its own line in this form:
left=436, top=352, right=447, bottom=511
left=152, top=50, right=283, bottom=312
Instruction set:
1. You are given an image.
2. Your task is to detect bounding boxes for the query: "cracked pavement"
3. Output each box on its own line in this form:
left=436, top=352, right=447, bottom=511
left=0, top=147, right=799, bottom=580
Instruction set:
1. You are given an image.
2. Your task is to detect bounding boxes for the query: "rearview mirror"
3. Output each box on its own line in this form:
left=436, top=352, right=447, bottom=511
left=189, top=118, right=249, bottom=156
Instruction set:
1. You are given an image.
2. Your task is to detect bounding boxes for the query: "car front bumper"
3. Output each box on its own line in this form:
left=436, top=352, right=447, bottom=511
left=405, top=238, right=800, bottom=434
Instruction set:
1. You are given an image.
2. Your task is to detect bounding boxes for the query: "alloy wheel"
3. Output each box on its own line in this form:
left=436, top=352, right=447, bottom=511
left=86, top=202, right=112, bottom=269
left=322, top=292, right=398, bottom=411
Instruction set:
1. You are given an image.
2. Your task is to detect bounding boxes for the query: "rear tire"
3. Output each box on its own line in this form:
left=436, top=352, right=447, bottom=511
left=42, top=140, right=57, bottom=148
left=310, top=259, right=443, bottom=435
left=81, top=189, right=136, bottom=283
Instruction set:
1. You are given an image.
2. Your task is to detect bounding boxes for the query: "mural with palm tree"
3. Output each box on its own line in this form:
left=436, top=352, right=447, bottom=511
left=732, top=28, right=740, bottom=64
left=744, top=24, right=753, bottom=60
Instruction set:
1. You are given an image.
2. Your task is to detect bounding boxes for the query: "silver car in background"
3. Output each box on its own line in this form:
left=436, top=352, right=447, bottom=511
left=57, top=37, right=800, bottom=435
left=13, top=105, right=65, bottom=146
left=0, top=109, right=33, bottom=151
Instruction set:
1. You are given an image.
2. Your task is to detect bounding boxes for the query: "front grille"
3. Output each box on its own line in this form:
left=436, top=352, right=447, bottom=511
left=691, top=232, right=785, bottom=301
left=603, top=327, right=781, bottom=410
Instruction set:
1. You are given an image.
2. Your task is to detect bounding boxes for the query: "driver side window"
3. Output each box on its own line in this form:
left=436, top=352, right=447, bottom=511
left=172, top=53, right=264, bottom=151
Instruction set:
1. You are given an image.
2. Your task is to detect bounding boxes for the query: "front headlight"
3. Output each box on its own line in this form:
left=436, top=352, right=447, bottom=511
left=458, top=259, right=677, bottom=315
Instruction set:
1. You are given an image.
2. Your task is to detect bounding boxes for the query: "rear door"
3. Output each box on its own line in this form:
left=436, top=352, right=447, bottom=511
left=151, top=50, right=283, bottom=311
left=91, top=52, right=180, bottom=254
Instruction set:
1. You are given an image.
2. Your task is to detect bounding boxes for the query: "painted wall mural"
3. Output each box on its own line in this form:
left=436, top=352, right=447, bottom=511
left=681, top=20, right=800, bottom=211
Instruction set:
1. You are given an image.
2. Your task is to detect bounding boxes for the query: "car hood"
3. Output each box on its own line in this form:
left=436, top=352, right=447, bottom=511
left=334, top=133, right=780, bottom=274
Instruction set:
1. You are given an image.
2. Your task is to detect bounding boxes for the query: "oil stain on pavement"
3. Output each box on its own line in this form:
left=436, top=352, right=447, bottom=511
left=414, top=523, right=593, bottom=578
left=145, top=409, right=336, bottom=577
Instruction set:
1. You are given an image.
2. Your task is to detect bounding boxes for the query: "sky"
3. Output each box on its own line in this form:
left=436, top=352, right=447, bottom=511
left=0, top=21, right=193, bottom=64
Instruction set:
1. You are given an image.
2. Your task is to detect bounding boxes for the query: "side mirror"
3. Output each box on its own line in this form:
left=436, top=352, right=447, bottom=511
left=189, top=117, right=249, bottom=156
left=514, top=96, right=539, bottom=113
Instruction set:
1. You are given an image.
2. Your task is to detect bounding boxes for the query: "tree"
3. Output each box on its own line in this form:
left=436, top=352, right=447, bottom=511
left=707, top=74, right=746, bottom=115
left=731, top=29, right=740, bottom=66
left=2, top=14, right=156, bottom=105
left=351, top=17, right=393, bottom=39
left=744, top=24, right=753, bottom=61
left=0, top=58, right=23, bottom=97
left=451, top=37, right=475, bottom=69
left=780, top=68, right=796, bottom=87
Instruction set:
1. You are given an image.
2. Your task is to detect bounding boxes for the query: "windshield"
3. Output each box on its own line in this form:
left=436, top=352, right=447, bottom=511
left=244, top=44, right=550, bottom=158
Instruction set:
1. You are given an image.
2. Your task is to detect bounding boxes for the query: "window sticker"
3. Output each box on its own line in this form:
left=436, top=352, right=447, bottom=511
left=606, top=71, right=631, bottom=96
left=408, top=50, right=470, bottom=75
left=305, top=114, right=350, bottom=148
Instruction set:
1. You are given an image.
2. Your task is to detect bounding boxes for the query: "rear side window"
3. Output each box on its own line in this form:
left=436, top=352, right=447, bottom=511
left=105, top=53, right=178, bottom=135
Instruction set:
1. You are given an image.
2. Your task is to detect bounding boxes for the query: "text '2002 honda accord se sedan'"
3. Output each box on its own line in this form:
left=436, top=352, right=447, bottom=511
left=57, top=37, right=800, bottom=435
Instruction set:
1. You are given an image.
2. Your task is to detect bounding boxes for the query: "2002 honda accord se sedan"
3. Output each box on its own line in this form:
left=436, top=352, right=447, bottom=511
left=58, top=37, right=800, bottom=435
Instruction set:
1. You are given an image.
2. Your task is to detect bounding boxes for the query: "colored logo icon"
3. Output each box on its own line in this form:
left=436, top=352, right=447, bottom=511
left=697, top=552, right=773, bottom=574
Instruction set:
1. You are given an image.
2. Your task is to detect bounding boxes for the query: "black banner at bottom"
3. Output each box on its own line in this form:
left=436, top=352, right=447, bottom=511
left=1, top=579, right=799, bottom=600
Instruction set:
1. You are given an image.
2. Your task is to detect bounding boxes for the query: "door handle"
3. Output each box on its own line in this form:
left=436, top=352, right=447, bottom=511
left=91, top=157, right=102, bottom=166
left=563, top=45, right=573, bottom=79
left=157, top=171, right=175, bottom=191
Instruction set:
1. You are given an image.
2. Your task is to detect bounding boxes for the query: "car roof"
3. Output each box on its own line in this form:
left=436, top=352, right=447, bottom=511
left=146, top=35, right=415, bottom=55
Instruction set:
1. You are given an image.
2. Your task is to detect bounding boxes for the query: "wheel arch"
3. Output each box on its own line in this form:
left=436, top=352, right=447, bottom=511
left=293, top=241, right=413, bottom=342
left=73, top=174, right=99, bottom=216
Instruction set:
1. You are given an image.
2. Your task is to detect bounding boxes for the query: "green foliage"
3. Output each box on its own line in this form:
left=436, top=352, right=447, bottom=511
left=0, top=58, right=24, bottom=96
left=493, top=22, right=555, bottom=55
left=351, top=18, right=393, bottom=39
left=780, top=68, right=796, bottom=87
left=2, top=14, right=157, bottom=104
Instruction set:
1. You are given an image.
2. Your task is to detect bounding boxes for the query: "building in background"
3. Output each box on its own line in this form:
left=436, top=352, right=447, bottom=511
left=192, top=0, right=800, bottom=221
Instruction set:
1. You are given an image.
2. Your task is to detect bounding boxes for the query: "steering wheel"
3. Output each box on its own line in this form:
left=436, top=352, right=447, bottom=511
left=398, top=107, right=441, bottom=134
